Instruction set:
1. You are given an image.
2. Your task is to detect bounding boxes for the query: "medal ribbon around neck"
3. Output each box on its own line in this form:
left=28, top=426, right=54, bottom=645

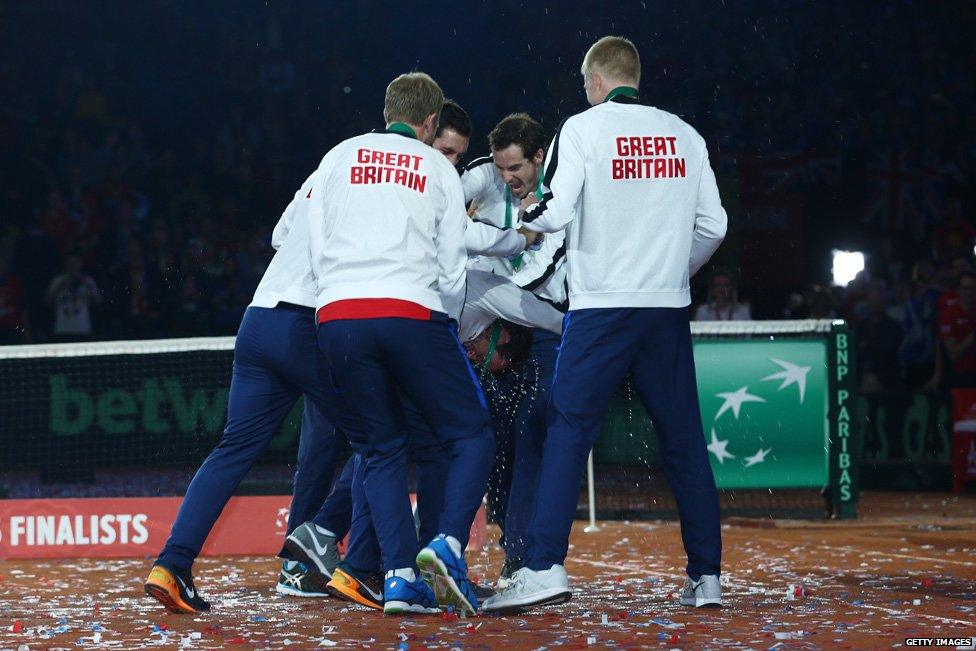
left=503, top=162, right=545, bottom=272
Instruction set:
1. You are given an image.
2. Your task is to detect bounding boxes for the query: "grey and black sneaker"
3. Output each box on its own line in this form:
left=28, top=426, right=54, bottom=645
left=284, top=522, right=340, bottom=579
left=275, top=561, right=330, bottom=598
left=679, top=574, right=722, bottom=607
left=497, top=556, right=523, bottom=589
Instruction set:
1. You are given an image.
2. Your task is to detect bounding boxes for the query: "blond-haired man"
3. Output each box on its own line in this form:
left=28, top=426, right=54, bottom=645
left=483, top=37, right=727, bottom=613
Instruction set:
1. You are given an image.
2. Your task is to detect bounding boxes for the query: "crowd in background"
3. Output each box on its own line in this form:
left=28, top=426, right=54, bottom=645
left=1, top=2, right=973, bottom=396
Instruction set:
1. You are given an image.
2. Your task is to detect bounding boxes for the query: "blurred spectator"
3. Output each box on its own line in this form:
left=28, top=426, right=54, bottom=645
left=45, top=253, right=100, bottom=342
left=857, top=287, right=903, bottom=393
left=937, top=271, right=976, bottom=388
left=931, top=200, right=976, bottom=262
left=695, top=271, right=752, bottom=321
left=0, top=252, right=31, bottom=344
left=886, top=281, right=910, bottom=323
left=899, top=262, right=941, bottom=389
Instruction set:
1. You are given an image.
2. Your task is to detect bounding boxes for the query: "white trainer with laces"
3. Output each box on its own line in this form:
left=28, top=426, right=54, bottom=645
left=480, top=564, right=572, bottom=614
left=679, top=574, right=722, bottom=607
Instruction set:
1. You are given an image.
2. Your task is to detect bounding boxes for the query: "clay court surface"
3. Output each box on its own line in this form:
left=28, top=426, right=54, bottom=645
left=1, top=492, right=974, bottom=650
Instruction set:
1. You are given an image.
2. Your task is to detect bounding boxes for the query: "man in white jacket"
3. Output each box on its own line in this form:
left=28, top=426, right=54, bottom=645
left=307, top=72, right=492, bottom=616
left=460, top=113, right=569, bottom=586
left=484, top=36, right=728, bottom=614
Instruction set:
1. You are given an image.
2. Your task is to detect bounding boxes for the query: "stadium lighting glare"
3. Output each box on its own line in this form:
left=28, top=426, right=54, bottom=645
left=832, top=250, right=865, bottom=287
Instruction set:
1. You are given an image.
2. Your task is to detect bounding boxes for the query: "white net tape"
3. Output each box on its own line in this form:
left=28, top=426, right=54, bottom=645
left=690, top=319, right=841, bottom=336
left=0, top=336, right=236, bottom=359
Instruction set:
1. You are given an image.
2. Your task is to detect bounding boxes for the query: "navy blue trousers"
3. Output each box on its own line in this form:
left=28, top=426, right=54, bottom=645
left=282, top=400, right=342, bottom=556
left=157, top=306, right=357, bottom=570
left=311, top=454, right=355, bottom=540
left=525, top=308, right=721, bottom=579
left=311, top=424, right=448, bottom=573
left=317, top=317, right=494, bottom=572
left=502, top=327, right=559, bottom=561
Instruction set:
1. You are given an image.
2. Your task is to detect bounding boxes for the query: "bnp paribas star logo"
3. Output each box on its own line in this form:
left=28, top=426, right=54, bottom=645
left=706, top=358, right=811, bottom=469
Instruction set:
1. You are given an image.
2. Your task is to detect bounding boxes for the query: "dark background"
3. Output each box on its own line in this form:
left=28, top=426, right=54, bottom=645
left=1, top=0, right=974, bottom=395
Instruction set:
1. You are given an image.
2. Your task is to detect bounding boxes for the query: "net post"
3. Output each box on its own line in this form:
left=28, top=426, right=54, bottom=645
left=826, top=321, right=859, bottom=519
left=584, top=450, right=599, bottom=532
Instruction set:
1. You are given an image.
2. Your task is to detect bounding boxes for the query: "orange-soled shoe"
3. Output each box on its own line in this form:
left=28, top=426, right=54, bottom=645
left=144, top=563, right=211, bottom=614
left=326, top=565, right=383, bottom=610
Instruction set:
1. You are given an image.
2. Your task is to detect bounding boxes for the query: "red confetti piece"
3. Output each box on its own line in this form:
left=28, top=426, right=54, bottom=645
left=669, top=633, right=681, bottom=644
left=921, top=578, right=933, bottom=588
left=440, top=611, right=458, bottom=621
left=11, top=621, right=23, bottom=633
left=614, top=575, right=623, bottom=583
left=228, top=636, right=246, bottom=644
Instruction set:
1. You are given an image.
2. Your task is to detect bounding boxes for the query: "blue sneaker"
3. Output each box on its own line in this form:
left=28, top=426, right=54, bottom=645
left=416, top=534, right=477, bottom=615
left=383, top=571, right=441, bottom=615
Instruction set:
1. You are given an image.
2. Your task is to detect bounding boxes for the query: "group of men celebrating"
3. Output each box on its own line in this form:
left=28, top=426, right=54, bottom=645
left=144, top=35, right=728, bottom=617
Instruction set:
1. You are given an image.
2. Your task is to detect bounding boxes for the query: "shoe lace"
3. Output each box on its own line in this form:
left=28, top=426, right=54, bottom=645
left=509, top=568, right=529, bottom=591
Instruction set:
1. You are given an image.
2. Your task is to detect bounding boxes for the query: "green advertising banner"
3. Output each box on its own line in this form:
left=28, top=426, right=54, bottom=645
left=695, top=340, right=828, bottom=489
left=0, top=349, right=304, bottom=478
left=594, top=339, right=830, bottom=490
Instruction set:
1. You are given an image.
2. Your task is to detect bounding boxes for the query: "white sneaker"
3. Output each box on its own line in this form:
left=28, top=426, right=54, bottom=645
left=480, top=565, right=572, bottom=614
left=679, top=574, right=722, bottom=607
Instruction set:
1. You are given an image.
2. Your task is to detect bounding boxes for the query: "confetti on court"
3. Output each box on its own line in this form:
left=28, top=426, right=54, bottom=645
left=1, top=492, right=974, bottom=649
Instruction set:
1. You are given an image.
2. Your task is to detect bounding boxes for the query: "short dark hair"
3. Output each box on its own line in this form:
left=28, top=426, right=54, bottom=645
left=496, top=323, right=533, bottom=369
left=437, top=99, right=472, bottom=138
left=488, top=113, right=545, bottom=160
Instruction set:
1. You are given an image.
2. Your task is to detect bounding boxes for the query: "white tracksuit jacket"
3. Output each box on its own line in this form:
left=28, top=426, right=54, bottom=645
left=305, top=128, right=470, bottom=321
left=522, top=90, right=728, bottom=310
left=461, top=158, right=568, bottom=307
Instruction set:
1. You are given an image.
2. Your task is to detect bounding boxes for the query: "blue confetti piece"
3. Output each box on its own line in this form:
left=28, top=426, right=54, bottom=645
left=251, top=616, right=268, bottom=622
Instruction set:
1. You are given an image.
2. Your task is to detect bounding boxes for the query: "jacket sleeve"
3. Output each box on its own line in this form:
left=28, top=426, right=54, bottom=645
left=521, top=119, right=585, bottom=234
left=689, top=148, right=728, bottom=277
left=465, top=220, right=526, bottom=257
left=435, top=170, right=470, bottom=321
left=307, top=152, right=336, bottom=298
left=465, top=270, right=564, bottom=335
left=460, top=158, right=493, bottom=203
left=272, top=171, right=316, bottom=250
